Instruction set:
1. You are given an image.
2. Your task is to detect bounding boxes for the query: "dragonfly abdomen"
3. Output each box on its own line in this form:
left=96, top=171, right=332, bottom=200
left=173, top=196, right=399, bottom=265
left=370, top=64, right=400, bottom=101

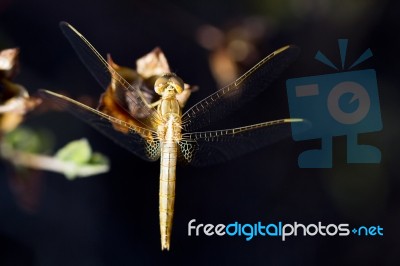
left=159, top=137, right=178, bottom=250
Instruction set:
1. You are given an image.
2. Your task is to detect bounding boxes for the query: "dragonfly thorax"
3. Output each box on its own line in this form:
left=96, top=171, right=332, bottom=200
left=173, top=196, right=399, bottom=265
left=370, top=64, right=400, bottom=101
left=154, top=74, right=183, bottom=141
left=157, top=114, right=182, bottom=142
left=157, top=97, right=182, bottom=117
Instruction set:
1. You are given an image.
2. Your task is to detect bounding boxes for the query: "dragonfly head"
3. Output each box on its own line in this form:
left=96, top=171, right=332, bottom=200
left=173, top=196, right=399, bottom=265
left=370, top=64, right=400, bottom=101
left=154, top=73, right=184, bottom=96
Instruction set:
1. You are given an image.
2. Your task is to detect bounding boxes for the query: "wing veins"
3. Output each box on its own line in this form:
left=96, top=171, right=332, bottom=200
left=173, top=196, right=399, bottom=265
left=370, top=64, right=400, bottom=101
left=40, top=89, right=157, bottom=138
left=181, top=45, right=300, bottom=131
left=180, top=118, right=304, bottom=166
left=60, top=22, right=161, bottom=127
left=183, top=118, right=302, bottom=140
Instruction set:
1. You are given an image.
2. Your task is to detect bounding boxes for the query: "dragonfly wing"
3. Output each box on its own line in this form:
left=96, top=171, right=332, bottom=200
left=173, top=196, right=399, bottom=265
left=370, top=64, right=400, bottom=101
left=182, top=45, right=300, bottom=132
left=59, top=22, right=159, bottom=128
left=181, top=118, right=306, bottom=167
left=39, top=89, right=161, bottom=162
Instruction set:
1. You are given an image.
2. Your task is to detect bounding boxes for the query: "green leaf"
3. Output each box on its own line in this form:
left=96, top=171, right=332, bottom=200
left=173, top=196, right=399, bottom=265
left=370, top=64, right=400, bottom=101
left=4, top=126, right=54, bottom=154
left=55, top=138, right=92, bottom=165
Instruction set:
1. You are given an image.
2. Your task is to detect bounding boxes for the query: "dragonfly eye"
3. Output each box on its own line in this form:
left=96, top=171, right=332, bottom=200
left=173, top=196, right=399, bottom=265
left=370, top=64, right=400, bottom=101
left=170, top=75, right=184, bottom=94
left=154, top=76, right=168, bottom=95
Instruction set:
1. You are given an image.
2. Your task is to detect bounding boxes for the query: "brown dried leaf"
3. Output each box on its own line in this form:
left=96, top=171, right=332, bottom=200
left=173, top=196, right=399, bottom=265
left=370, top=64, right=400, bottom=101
left=98, top=48, right=197, bottom=135
left=136, top=47, right=170, bottom=78
left=0, top=48, right=41, bottom=134
left=0, top=81, right=41, bottom=133
left=0, top=48, right=19, bottom=79
left=98, top=55, right=157, bottom=136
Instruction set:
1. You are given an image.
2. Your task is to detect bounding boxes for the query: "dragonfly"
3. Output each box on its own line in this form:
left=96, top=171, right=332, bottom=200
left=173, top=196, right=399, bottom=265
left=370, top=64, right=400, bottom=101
left=39, top=22, right=304, bottom=250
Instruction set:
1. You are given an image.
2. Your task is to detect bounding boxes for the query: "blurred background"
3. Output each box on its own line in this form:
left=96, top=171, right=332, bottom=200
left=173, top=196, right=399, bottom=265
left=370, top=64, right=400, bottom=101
left=0, top=0, right=399, bottom=265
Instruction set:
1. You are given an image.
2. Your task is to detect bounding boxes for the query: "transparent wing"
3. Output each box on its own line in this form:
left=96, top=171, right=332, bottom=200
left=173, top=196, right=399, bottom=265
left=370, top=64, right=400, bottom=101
left=182, top=45, right=300, bottom=132
left=180, top=118, right=306, bottom=167
left=59, top=22, right=160, bottom=128
left=39, top=89, right=161, bottom=162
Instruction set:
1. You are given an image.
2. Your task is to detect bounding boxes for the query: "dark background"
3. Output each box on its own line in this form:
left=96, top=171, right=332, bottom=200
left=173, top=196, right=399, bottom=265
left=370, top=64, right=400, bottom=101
left=0, top=0, right=399, bottom=265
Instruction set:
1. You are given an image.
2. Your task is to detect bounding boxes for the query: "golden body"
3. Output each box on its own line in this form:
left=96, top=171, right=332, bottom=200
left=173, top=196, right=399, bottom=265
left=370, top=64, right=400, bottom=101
left=153, top=74, right=184, bottom=250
